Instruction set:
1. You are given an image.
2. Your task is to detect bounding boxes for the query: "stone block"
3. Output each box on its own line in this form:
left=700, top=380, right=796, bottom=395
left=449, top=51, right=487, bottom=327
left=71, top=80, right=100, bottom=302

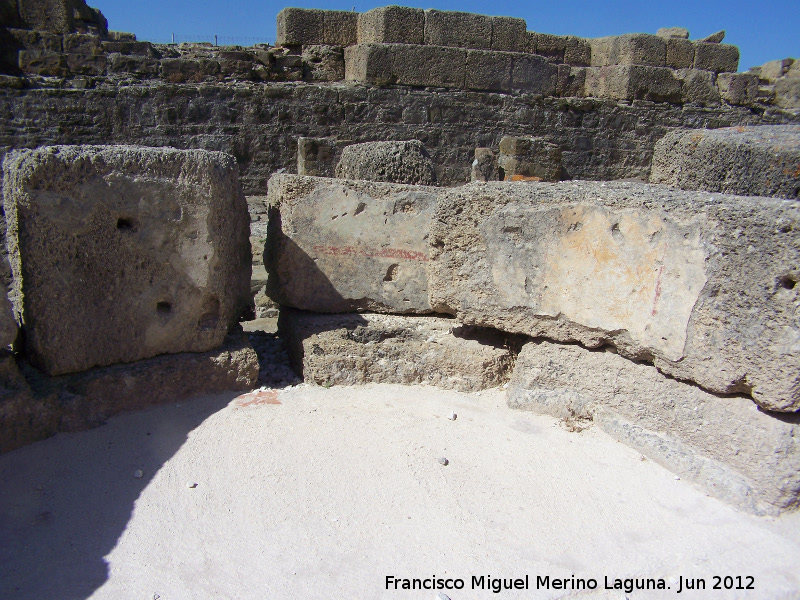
left=108, top=53, right=159, bottom=76
left=665, top=37, right=694, bottom=69
left=297, top=136, right=337, bottom=177
left=18, top=50, right=66, bottom=76
left=106, top=31, right=136, bottom=42
left=656, top=27, right=689, bottom=39
left=323, top=10, right=358, bottom=46
left=693, top=42, right=738, bottom=73
left=699, top=30, right=725, bottom=43
left=17, top=0, right=72, bottom=32
left=584, top=65, right=681, bottom=102
left=498, top=136, right=561, bottom=181
left=302, top=45, right=344, bottom=82
left=3, top=145, right=251, bottom=376
left=335, top=140, right=434, bottom=185
left=589, top=34, right=666, bottom=67
left=490, top=16, right=527, bottom=53
left=344, top=43, right=465, bottom=89
left=424, top=9, right=492, bottom=50
left=100, top=40, right=155, bottom=56
left=62, top=33, right=100, bottom=54
left=65, top=52, right=106, bottom=75
left=674, top=68, right=719, bottom=105
left=588, top=36, right=615, bottom=66
left=465, top=49, right=512, bottom=92
left=507, top=340, right=800, bottom=515
left=717, top=72, right=758, bottom=106
left=428, top=180, right=800, bottom=411
left=555, top=64, right=587, bottom=97
left=357, top=6, right=424, bottom=45
left=511, top=53, right=558, bottom=95
left=280, top=310, right=516, bottom=391
left=266, top=174, right=437, bottom=314
left=161, top=57, right=219, bottom=80
left=563, top=36, right=591, bottom=67
left=650, top=125, right=800, bottom=201
left=471, top=148, right=500, bottom=182
left=775, top=78, right=800, bottom=109
left=759, top=58, right=794, bottom=83
left=533, top=33, right=565, bottom=63
left=276, top=8, right=325, bottom=46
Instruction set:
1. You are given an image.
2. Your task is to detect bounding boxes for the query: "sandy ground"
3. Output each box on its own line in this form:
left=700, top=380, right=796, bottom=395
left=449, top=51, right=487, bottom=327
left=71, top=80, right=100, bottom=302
left=1, top=383, right=800, bottom=600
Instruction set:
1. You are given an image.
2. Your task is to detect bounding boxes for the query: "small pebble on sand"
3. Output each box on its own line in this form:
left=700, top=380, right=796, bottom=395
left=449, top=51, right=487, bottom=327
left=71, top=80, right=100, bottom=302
left=448, top=412, right=457, bottom=421
left=438, top=457, right=449, bottom=466
left=134, top=469, right=143, bottom=479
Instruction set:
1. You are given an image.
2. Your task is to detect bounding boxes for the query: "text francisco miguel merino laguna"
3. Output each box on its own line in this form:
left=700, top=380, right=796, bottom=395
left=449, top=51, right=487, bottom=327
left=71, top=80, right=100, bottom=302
left=385, top=574, right=736, bottom=594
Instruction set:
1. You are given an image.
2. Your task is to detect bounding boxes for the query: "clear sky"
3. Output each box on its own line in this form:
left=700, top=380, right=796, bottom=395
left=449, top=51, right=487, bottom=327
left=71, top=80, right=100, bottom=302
left=94, top=0, right=798, bottom=71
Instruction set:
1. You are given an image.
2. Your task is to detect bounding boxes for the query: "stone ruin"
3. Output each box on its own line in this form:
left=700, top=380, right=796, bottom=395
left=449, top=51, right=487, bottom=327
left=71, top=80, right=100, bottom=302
left=0, top=4, right=799, bottom=516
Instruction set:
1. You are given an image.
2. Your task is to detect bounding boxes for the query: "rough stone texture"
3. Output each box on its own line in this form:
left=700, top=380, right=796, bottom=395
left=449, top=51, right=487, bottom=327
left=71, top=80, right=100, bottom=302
left=760, top=58, right=795, bottom=83
left=511, top=53, right=558, bottom=95
left=589, top=34, right=666, bottom=67
left=775, top=78, right=800, bottom=110
left=0, top=290, right=16, bottom=348
left=584, top=65, right=681, bottom=103
left=3, top=145, right=252, bottom=376
left=532, top=33, right=565, bottom=64
left=345, top=43, right=466, bottom=88
left=0, top=83, right=796, bottom=195
left=497, top=135, right=561, bottom=181
left=674, top=68, right=720, bottom=105
left=563, top=36, right=591, bottom=67
left=555, top=65, right=587, bottom=97
left=507, top=340, right=800, bottom=515
left=322, top=10, right=358, bottom=47
left=650, top=125, right=800, bottom=200
left=357, top=6, right=424, bottom=45
left=464, top=49, right=511, bottom=92
left=280, top=309, right=516, bottom=391
left=334, top=139, right=435, bottom=185
left=267, top=174, right=437, bottom=314
left=423, top=9, right=492, bottom=50
left=665, top=38, right=695, bottom=69
left=490, top=16, right=527, bottom=53
left=428, top=180, right=800, bottom=411
left=699, top=30, right=725, bottom=43
left=693, top=42, right=739, bottom=73
left=471, top=148, right=500, bottom=182
left=301, top=45, right=344, bottom=82
left=276, top=8, right=325, bottom=46
left=656, top=27, right=689, bottom=39
left=297, top=136, right=337, bottom=177
left=0, top=332, right=258, bottom=453
left=717, top=72, right=758, bottom=106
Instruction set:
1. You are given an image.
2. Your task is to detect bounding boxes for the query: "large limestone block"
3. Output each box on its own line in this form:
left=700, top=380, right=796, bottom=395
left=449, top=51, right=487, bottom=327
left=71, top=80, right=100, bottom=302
left=423, top=9, right=492, bottom=50
left=3, top=145, right=251, bottom=376
left=490, top=16, right=527, bottom=53
left=775, top=77, right=800, bottom=109
left=674, top=68, right=720, bottom=105
left=357, top=6, right=424, bottom=45
left=511, top=53, right=558, bottom=95
left=584, top=65, right=681, bottom=102
left=344, top=43, right=465, bottom=88
left=507, top=341, right=800, bottom=515
left=323, top=10, right=358, bottom=47
left=759, top=58, right=794, bottom=83
left=589, top=34, right=666, bottom=67
left=465, top=49, right=512, bottom=92
left=650, top=125, right=800, bottom=200
left=266, top=174, right=437, bottom=314
left=428, top=180, right=800, bottom=411
left=276, top=8, right=324, bottom=46
left=693, top=42, right=739, bottom=73
left=280, top=309, right=516, bottom=391
left=717, top=72, right=758, bottom=106
left=334, top=140, right=435, bottom=185
left=497, top=136, right=561, bottom=181
left=665, top=37, right=694, bottom=69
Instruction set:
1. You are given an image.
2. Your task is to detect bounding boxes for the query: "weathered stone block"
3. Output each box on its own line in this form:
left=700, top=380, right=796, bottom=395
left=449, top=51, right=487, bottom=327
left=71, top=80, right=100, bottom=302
left=717, top=72, right=758, bottom=106
left=280, top=310, right=516, bottom=391
left=266, top=174, right=437, bottom=314
left=471, top=148, right=500, bottom=182
left=18, top=50, right=66, bottom=76
left=302, top=44, right=344, bottom=82
left=357, top=6, right=424, bottom=45
left=62, top=33, right=99, bottom=54
left=507, top=340, right=800, bottom=515
left=511, top=53, right=558, bottom=95
left=556, top=65, right=586, bottom=97
left=665, top=37, right=694, bottom=69
left=335, top=140, right=434, bottom=185
left=276, top=8, right=325, bottom=46
left=650, top=125, right=800, bottom=200
left=3, top=145, right=251, bottom=376
left=490, top=16, right=527, bottom=53
left=674, top=68, right=719, bottom=105
left=589, top=34, right=666, bottom=67
left=759, top=58, right=794, bottom=83
left=588, top=36, right=614, bottom=66
left=656, top=27, right=689, bottom=39
left=699, top=30, right=725, bottom=43
left=424, top=9, right=492, bottom=50
left=297, top=136, right=337, bottom=177
left=108, top=53, right=159, bottom=76
left=161, top=57, right=220, bottom=80
left=65, top=52, right=106, bottom=75
left=775, top=77, right=800, bottom=109
left=584, top=65, right=681, bottom=102
left=428, top=180, right=800, bottom=411
left=323, top=10, right=358, bottom=47
left=17, top=0, right=72, bottom=32
left=563, top=36, right=591, bottom=67
left=100, top=40, right=155, bottom=56
left=693, top=42, right=738, bottom=73
left=344, top=43, right=465, bottom=88
left=465, top=49, right=512, bottom=92
left=533, top=33, right=565, bottom=63
left=498, top=136, right=561, bottom=181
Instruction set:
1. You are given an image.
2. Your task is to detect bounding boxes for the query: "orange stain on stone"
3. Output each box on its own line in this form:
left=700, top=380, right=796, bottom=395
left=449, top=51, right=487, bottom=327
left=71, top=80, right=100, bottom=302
left=234, top=390, right=281, bottom=408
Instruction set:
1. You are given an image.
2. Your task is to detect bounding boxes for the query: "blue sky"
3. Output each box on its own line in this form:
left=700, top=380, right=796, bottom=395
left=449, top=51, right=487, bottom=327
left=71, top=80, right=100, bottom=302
left=94, top=0, right=798, bottom=71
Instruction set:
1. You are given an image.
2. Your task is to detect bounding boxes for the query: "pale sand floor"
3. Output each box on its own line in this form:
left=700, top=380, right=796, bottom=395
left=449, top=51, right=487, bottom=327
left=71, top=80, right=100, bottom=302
left=1, top=383, right=799, bottom=600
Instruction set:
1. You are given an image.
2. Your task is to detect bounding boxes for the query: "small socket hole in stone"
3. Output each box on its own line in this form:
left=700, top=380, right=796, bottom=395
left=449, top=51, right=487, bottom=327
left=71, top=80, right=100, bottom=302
left=156, top=301, right=172, bottom=315
left=116, top=217, right=136, bottom=232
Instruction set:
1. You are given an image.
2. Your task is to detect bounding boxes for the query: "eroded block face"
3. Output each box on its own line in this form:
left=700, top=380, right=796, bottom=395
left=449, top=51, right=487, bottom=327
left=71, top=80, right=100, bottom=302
left=3, top=145, right=251, bottom=375
left=357, top=6, right=424, bottom=45
left=276, top=8, right=325, bottom=46
left=490, top=16, right=527, bottom=53
left=424, top=9, right=492, bottom=50
left=323, top=10, right=358, bottom=46
left=345, top=43, right=466, bottom=88
left=428, top=180, right=800, bottom=412
left=335, top=140, right=435, bottom=185
left=267, top=174, right=437, bottom=314
left=693, top=42, right=739, bottom=73
left=584, top=65, right=680, bottom=102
